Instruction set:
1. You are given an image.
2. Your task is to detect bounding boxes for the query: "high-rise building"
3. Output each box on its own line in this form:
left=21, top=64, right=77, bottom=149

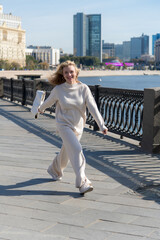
left=141, top=33, right=149, bottom=55
left=115, top=44, right=123, bottom=60
left=0, top=5, right=26, bottom=66
left=73, top=12, right=102, bottom=62
left=73, top=13, right=88, bottom=57
left=154, top=39, right=160, bottom=64
left=130, top=37, right=141, bottom=59
left=102, top=42, right=115, bottom=57
left=152, top=33, right=160, bottom=55
left=130, top=34, right=149, bottom=59
left=122, top=41, right=131, bottom=61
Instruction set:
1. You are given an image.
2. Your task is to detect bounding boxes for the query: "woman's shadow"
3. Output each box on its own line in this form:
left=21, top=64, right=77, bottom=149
left=0, top=178, right=81, bottom=198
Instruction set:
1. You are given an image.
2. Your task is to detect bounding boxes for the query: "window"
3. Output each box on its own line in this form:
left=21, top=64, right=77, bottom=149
left=3, top=30, right=7, bottom=41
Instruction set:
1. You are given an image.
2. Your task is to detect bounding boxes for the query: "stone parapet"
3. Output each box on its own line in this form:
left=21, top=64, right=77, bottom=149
left=141, top=87, right=160, bottom=153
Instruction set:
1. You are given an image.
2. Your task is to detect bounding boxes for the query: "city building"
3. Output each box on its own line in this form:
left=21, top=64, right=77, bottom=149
left=130, top=34, right=149, bottom=59
left=73, top=12, right=102, bottom=62
left=26, top=46, right=60, bottom=66
left=141, top=33, right=149, bottom=55
left=154, top=39, right=160, bottom=64
left=152, top=33, right=160, bottom=55
left=122, top=41, right=131, bottom=61
left=73, top=13, right=88, bottom=57
left=115, top=44, right=123, bottom=60
left=130, top=37, right=142, bottom=59
left=0, top=5, right=26, bottom=66
left=102, top=41, right=115, bottom=58
left=140, top=54, right=155, bottom=63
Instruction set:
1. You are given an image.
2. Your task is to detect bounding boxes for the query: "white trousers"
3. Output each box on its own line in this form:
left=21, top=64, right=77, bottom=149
left=50, top=126, right=91, bottom=188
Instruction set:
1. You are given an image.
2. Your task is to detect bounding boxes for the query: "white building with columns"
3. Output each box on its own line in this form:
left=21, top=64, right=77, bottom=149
left=26, top=46, right=60, bottom=66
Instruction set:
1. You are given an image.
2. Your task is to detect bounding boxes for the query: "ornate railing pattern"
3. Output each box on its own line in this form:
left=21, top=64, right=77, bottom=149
left=1, top=78, right=144, bottom=141
left=2, top=78, right=34, bottom=105
left=99, top=87, right=143, bottom=140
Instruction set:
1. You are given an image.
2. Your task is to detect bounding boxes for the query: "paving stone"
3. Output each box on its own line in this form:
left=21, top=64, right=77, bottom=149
left=149, top=229, right=160, bottom=239
left=61, top=198, right=119, bottom=211
left=108, top=233, right=155, bottom=240
left=45, top=223, right=110, bottom=240
left=131, top=216, right=160, bottom=228
left=0, top=98, right=160, bottom=239
left=115, top=205, right=160, bottom=218
left=0, top=227, right=68, bottom=240
left=0, top=213, right=57, bottom=232
left=87, top=220, right=156, bottom=237
left=98, top=195, right=155, bottom=208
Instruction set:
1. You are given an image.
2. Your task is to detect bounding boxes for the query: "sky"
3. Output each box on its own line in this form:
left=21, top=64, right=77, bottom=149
left=1, top=0, right=160, bottom=54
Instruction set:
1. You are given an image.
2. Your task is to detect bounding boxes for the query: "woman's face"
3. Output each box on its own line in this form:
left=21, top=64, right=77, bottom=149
left=63, top=65, right=77, bottom=84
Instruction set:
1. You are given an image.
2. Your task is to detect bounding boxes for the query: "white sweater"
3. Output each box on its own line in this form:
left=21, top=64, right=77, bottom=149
left=39, top=82, right=106, bottom=134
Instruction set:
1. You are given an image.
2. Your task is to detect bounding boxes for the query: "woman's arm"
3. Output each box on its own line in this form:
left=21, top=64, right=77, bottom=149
left=39, top=87, right=57, bottom=113
left=85, top=86, right=108, bottom=135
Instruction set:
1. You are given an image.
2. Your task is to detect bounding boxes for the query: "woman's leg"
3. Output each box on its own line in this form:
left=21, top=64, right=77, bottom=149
left=48, top=144, right=69, bottom=179
left=58, top=127, right=91, bottom=188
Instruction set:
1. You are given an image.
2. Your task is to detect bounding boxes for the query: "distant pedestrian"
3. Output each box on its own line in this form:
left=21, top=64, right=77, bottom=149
left=38, top=60, right=108, bottom=194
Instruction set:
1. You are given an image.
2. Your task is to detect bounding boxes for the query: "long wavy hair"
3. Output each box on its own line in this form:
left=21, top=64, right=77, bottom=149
left=49, top=60, right=80, bottom=86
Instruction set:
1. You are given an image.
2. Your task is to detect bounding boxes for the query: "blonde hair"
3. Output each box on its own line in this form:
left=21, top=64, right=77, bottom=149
left=49, top=60, right=80, bottom=86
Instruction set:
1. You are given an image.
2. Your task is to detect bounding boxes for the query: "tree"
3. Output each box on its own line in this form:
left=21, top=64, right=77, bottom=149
left=38, top=62, right=49, bottom=70
left=10, top=61, right=21, bottom=70
left=26, top=55, right=39, bottom=70
left=60, top=56, right=101, bottom=67
left=0, top=59, right=10, bottom=70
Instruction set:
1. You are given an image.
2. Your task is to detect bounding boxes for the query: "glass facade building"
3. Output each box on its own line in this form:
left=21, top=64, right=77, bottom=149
left=73, top=13, right=88, bottom=57
left=130, top=34, right=149, bottom=59
left=141, top=34, right=149, bottom=55
left=87, top=14, right=102, bottom=61
left=115, top=44, right=123, bottom=60
left=122, top=41, right=131, bottom=61
left=102, top=42, right=115, bottom=57
left=155, top=39, right=160, bottom=63
left=131, top=37, right=142, bottom=59
left=73, top=13, right=102, bottom=62
left=152, top=33, right=160, bottom=55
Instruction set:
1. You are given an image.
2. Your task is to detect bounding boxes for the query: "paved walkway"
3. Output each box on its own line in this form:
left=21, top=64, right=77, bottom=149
left=0, top=98, right=160, bottom=240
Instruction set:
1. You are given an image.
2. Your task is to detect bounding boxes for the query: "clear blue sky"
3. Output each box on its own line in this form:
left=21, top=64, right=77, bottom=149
left=1, top=0, right=160, bottom=54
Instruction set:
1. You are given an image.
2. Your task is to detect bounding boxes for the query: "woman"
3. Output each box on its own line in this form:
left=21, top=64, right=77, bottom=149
left=38, top=61, right=108, bottom=194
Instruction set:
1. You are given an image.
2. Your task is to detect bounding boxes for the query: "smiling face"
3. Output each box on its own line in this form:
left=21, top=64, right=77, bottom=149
left=62, top=65, right=77, bottom=84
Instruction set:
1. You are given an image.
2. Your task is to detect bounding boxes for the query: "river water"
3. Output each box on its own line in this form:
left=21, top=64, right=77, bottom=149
left=79, top=75, right=160, bottom=90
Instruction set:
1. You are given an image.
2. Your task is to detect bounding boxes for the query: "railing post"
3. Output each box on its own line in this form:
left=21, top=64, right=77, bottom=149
left=94, top=85, right=100, bottom=131
left=141, top=87, right=160, bottom=153
left=10, top=78, right=13, bottom=101
left=33, top=79, right=41, bottom=100
left=21, top=78, right=26, bottom=105
left=0, top=78, right=3, bottom=97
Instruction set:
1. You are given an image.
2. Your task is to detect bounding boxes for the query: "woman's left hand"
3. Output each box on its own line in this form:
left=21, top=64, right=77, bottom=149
left=102, top=128, right=108, bottom=135
left=38, top=108, right=44, bottom=114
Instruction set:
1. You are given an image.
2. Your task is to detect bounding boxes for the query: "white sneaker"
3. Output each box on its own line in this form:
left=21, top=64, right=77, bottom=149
left=47, top=165, right=62, bottom=181
left=79, top=182, right=93, bottom=195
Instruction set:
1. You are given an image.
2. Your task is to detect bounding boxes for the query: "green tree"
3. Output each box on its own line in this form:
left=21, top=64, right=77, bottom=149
left=60, top=56, right=101, bottom=67
left=10, top=61, right=21, bottom=70
left=38, top=61, right=49, bottom=70
left=0, top=59, right=10, bottom=70
left=26, top=55, right=39, bottom=70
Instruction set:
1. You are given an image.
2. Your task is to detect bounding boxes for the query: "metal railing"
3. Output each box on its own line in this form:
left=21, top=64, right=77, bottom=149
left=98, top=86, right=143, bottom=140
left=1, top=77, right=144, bottom=141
